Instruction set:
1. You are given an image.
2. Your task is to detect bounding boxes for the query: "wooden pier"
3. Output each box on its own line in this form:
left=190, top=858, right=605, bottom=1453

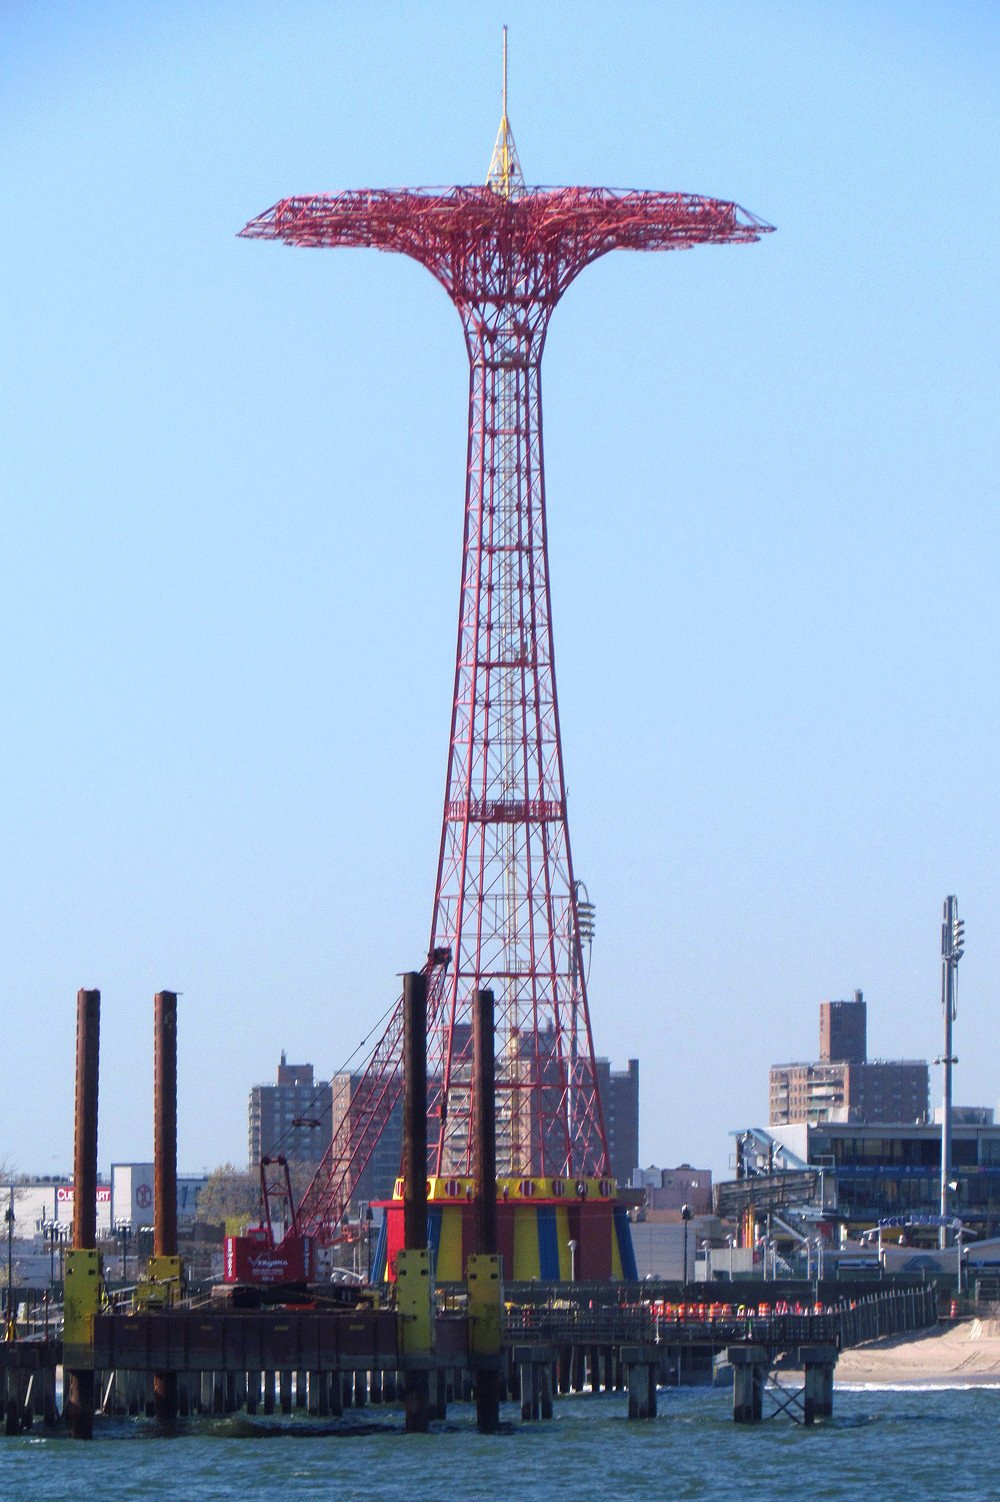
left=0, top=985, right=938, bottom=1438
left=0, top=1284, right=939, bottom=1433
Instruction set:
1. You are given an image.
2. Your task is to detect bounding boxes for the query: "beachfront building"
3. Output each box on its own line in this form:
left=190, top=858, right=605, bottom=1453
left=759, top=1119, right=1000, bottom=1238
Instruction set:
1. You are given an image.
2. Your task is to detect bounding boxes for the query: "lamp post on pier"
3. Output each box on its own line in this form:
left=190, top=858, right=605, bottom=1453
left=42, top=1219, right=59, bottom=1291
left=681, top=1204, right=692, bottom=1286
left=114, top=1220, right=132, bottom=1287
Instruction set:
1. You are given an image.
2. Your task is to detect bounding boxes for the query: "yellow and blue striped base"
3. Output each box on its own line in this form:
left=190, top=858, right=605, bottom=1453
left=374, top=1177, right=637, bottom=1283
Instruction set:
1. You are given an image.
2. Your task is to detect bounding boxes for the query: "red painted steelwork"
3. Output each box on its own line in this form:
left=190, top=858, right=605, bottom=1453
left=241, top=178, right=772, bottom=1196
left=294, top=951, right=450, bottom=1243
left=224, top=1229, right=315, bottom=1285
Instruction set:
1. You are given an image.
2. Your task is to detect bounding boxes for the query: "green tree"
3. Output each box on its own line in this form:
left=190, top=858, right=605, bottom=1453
left=196, top=1164, right=259, bottom=1233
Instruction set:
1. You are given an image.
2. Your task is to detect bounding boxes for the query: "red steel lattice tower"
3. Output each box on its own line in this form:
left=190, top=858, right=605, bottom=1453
left=241, top=58, right=772, bottom=1203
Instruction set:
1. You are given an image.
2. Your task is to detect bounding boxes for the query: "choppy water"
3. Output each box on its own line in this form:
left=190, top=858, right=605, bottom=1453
left=2, top=1386, right=999, bottom=1501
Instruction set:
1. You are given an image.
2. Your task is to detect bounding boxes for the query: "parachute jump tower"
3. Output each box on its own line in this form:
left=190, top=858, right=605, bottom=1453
left=241, top=38, right=772, bottom=1281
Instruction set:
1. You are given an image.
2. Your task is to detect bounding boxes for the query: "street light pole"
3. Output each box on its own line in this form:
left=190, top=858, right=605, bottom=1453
left=114, top=1220, right=131, bottom=1287
left=43, top=1220, right=57, bottom=1290
left=681, top=1204, right=692, bottom=1287
left=939, top=896, right=965, bottom=1250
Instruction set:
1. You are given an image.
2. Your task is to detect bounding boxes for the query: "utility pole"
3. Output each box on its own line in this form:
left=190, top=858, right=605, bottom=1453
left=938, top=896, right=964, bottom=1250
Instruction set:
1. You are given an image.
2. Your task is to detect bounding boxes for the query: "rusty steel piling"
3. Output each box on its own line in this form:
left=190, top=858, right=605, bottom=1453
left=402, top=970, right=428, bottom=1253
left=401, top=970, right=430, bottom=1433
left=153, top=990, right=179, bottom=1420
left=67, top=988, right=100, bottom=1439
left=472, top=988, right=497, bottom=1257
left=472, top=987, right=500, bottom=1433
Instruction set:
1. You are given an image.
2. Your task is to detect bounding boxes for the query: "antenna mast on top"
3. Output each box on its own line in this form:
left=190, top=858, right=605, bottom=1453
left=503, top=23, right=507, bottom=116
left=486, top=25, right=524, bottom=198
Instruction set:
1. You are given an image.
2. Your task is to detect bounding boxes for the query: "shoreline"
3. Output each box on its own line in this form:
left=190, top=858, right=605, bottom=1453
left=827, top=1318, right=1000, bottom=1387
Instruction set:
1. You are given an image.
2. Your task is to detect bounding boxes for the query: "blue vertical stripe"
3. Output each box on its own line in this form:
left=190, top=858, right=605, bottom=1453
left=537, top=1206, right=560, bottom=1280
left=614, top=1205, right=638, bottom=1281
left=372, top=1212, right=389, bottom=1283
left=427, top=1207, right=443, bottom=1275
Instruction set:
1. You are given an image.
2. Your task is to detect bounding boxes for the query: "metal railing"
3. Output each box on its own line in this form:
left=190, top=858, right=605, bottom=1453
left=502, top=1285, right=939, bottom=1351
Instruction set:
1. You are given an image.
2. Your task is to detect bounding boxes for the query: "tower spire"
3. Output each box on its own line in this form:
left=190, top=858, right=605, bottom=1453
left=486, top=25, right=524, bottom=198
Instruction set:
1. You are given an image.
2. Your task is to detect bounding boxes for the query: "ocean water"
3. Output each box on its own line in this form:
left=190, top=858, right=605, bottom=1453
left=2, top=1386, right=998, bottom=1501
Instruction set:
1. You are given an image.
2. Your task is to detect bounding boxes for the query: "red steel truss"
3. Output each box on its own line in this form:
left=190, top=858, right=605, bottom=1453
left=295, top=949, right=451, bottom=1242
left=241, top=178, right=772, bottom=1199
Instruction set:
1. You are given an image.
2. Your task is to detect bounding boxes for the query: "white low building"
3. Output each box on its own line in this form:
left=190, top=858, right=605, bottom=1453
left=631, top=1218, right=721, bottom=1281
left=0, top=1180, right=111, bottom=1238
left=110, top=1164, right=209, bottom=1230
left=2, top=1166, right=208, bottom=1240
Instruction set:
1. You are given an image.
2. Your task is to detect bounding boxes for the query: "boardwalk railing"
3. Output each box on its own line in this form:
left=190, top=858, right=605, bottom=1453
left=838, top=1285, right=938, bottom=1348
left=503, top=1284, right=938, bottom=1351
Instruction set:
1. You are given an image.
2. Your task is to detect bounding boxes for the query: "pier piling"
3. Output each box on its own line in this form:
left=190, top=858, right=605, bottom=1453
left=400, top=971, right=431, bottom=1434
left=153, top=990, right=179, bottom=1420
left=472, top=987, right=501, bottom=1433
left=66, top=988, right=100, bottom=1440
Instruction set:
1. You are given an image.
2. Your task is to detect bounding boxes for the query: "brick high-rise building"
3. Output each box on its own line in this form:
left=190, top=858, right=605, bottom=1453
left=770, top=996, right=928, bottom=1128
left=820, top=990, right=867, bottom=1063
left=595, top=1057, right=640, bottom=1185
left=248, top=1053, right=332, bottom=1167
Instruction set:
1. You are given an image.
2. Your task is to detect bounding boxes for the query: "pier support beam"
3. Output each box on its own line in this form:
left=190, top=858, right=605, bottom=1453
left=623, top=1347, right=658, bottom=1420
left=66, top=988, right=101, bottom=1441
left=153, top=990, right=179, bottom=1421
left=400, top=971, right=432, bottom=1434
left=801, top=1347, right=837, bottom=1425
left=729, top=1347, right=768, bottom=1423
left=513, top=1348, right=554, bottom=1422
left=471, top=987, right=501, bottom=1435
left=539, top=1363, right=553, bottom=1420
left=519, top=1361, right=539, bottom=1421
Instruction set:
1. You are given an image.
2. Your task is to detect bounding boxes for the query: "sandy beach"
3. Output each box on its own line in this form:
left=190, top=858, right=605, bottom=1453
left=833, top=1318, right=1000, bottom=1386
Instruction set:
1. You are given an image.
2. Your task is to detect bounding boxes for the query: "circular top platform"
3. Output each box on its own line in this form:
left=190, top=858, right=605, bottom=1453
left=240, top=185, right=772, bottom=298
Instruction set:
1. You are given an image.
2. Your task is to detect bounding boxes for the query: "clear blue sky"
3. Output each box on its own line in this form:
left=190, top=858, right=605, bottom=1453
left=1, top=2, right=997, bottom=1180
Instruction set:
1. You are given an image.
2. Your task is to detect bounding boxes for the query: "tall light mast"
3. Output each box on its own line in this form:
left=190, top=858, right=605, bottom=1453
left=938, top=895, right=964, bottom=1249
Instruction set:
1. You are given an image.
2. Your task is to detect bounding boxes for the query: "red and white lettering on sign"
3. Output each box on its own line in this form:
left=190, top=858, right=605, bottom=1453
left=56, top=1186, right=111, bottom=1202
left=224, top=1235, right=314, bottom=1284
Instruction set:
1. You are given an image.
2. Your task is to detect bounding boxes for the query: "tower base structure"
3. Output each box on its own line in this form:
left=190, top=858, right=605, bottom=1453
left=373, top=1177, right=637, bottom=1283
